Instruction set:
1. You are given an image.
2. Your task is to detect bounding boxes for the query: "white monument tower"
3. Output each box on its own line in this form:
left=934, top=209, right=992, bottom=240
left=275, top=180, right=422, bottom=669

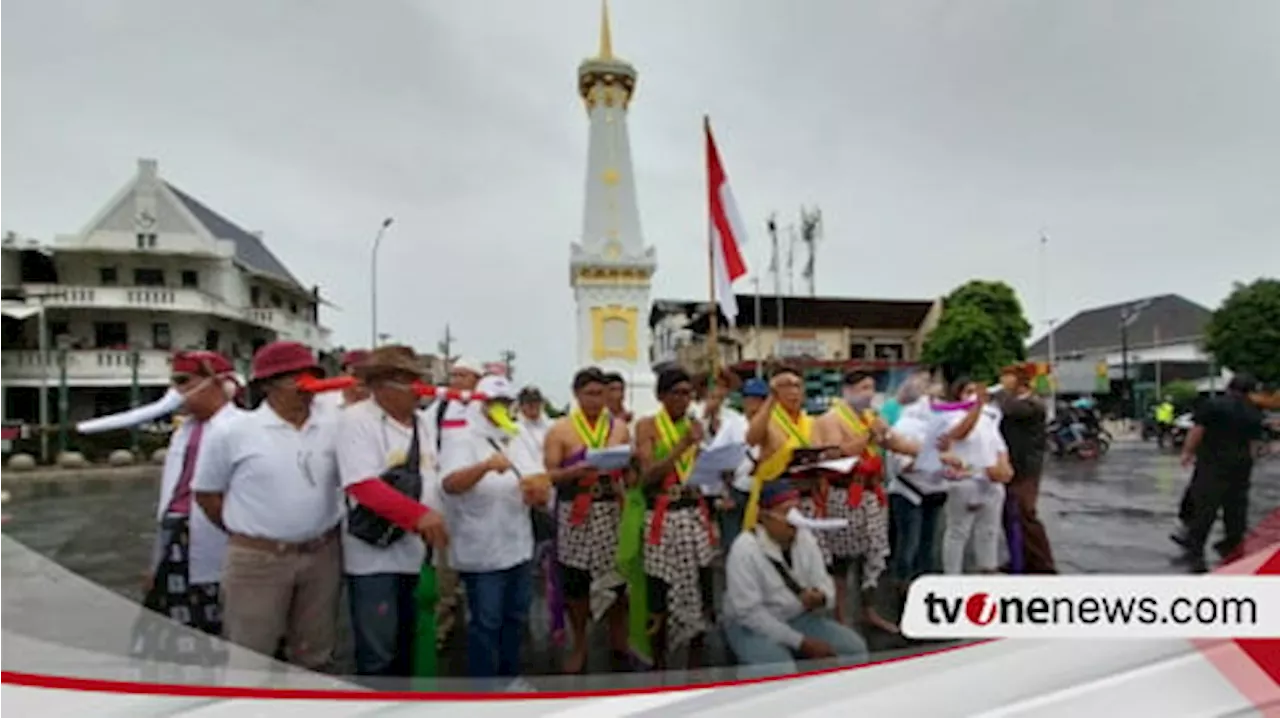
left=570, top=2, right=658, bottom=414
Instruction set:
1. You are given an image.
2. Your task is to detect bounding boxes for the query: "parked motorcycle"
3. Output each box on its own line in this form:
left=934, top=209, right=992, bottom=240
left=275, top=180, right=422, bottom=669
left=1168, top=412, right=1194, bottom=449
left=1047, top=417, right=1110, bottom=459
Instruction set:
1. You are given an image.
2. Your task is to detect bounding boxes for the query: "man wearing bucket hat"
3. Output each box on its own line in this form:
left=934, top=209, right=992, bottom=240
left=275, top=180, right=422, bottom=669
left=133, top=350, right=241, bottom=667
left=192, top=341, right=343, bottom=671
left=336, top=345, right=450, bottom=677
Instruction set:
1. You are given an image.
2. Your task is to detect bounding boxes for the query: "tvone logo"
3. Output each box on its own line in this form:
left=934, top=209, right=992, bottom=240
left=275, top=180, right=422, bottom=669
left=965, top=592, right=998, bottom=626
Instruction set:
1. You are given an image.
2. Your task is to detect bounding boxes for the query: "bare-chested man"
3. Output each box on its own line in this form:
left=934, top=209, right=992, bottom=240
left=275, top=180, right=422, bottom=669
left=543, top=366, right=632, bottom=673
left=744, top=367, right=826, bottom=530
left=814, top=371, right=919, bottom=633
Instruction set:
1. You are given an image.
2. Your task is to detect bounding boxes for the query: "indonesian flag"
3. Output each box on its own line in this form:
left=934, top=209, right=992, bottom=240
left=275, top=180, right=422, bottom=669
left=706, top=117, right=749, bottom=327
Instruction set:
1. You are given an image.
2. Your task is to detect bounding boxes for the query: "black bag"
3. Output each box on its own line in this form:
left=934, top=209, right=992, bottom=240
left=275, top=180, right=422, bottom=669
left=488, top=437, right=556, bottom=544
left=347, top=419, right=424, bottom=548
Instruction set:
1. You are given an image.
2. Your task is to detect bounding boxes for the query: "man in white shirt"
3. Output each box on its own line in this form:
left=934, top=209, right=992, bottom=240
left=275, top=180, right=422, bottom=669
left=929, top=378, right=1013, bottom=575
left=336, top=346, right=450, bottom=678
left=136, top=350, right=239, bottom=667
left=193, top=341, right=343, bottom=671
left=715, top=378, right=769, bottom=548
left=723, top=480, right=868, bottom=678
left=885, top=372, right=947, bottom=593
left=440, top=375, right=541, bottom=679
left=516, top=386, right=551, bottom=459
left=427, top=356, right=483, bottom=646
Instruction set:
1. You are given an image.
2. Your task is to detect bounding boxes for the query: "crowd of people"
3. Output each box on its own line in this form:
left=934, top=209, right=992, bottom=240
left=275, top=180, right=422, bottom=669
left=148, top=338, right=1272, bottom=686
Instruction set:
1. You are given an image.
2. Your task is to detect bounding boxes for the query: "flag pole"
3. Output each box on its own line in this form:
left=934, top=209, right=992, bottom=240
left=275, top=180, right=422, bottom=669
left=704, top=115, right=720, bottom=383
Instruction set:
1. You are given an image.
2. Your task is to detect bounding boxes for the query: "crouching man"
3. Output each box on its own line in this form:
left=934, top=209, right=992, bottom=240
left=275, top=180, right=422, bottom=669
left=721, top=480, right=868, bottom=678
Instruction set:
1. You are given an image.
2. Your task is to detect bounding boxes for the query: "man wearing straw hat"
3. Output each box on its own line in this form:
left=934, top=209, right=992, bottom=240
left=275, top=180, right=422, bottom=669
left=336, top=345, right=450, bottom=677
left=192, top=341, right=343, bottom=671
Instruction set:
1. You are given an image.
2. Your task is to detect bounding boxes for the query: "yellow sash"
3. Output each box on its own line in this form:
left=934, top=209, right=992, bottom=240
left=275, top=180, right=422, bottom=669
left=654, top=407, right=695, bottom=482
left=743, top=406, right=813, bottom=530
left=833, top=401, right=883, bottom=457
left=570, top=407, right=612, bottom=450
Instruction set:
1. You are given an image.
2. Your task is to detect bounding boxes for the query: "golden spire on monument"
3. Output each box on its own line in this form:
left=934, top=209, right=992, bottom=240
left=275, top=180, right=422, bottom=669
left=578, top=0, right=637, bottom=109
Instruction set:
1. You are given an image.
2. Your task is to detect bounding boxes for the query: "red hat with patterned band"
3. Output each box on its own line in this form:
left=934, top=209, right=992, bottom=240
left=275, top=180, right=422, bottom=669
left=250, top=341, right=321, bottom=382
left=171, top=350, right=234, bottom=378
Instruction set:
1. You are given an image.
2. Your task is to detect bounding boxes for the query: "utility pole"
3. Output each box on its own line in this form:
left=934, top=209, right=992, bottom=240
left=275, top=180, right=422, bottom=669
left=130, top=348, right=140, bottom=454
left=766, top=216, right=784, bottom=360
left=57, top=339, right=69, bottom=456
left=369, top=217, right=395, bottom=348
left=1119, top=300, right=1151, bottom=422
left=499, top=349, right=516, bottom=381
left=438, top=324, right=456, bottom=371
left=799, top=206, right=822, bottom=297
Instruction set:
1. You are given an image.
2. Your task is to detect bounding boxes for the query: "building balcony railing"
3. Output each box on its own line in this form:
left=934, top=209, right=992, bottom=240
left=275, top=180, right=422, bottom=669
left=19, top=283, right=332, bottom=350
left=0, top=349, right=174, bottom=387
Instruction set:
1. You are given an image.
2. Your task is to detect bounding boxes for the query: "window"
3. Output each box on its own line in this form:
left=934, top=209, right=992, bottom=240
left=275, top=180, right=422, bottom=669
left=270, top=293, right=282, bottom=308
left=205, top=330, right=220, bottom=352
left=152, top=323, right=172, bottom=350
left=48, top=321, right=70, bottom=349
left=250, top=286, right=261, bottom=307
left=850, top=343, right=869, bottom=360
left=136, top=234, right=146, bottom=249
left=148, top=234, right=157, bottom=248
left=180, top=270, right=198, bottom=288
left=135, top=233, right=157, bottom=248
left=94, top=322, right=129, bottom=348
left=874, top=343, right=904, bottom=361
left=289, top=301, right=298, bottom=315
left=133, top=268, right=165, bottom=286
left=99, top=267, right=118, bottom=286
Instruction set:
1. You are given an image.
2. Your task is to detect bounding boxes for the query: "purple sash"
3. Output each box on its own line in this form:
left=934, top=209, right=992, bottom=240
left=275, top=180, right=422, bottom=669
left=547, top=446, right=590, bottom=646
left=1003, top=490, right=1026, bottom=574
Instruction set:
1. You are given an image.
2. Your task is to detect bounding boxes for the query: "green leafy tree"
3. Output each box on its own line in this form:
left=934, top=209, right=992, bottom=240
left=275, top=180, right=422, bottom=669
left=1162, top=380, right=1200, bottom=409
left=1205, top=278, right=1280, bottom=386
left=921, top=303, right=1011, bottom=382
left=922, top=280, right=1032, bottom=381
left=943, top=280, right=1033, bottom=363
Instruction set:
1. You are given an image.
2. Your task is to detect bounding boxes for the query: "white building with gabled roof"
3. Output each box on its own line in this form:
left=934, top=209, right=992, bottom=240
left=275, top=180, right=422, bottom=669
left=1, top=157, right=332, bottom=425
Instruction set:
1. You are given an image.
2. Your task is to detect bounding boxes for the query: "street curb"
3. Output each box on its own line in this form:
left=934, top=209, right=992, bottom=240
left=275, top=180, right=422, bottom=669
left=1, top=465, right=160, bottom=501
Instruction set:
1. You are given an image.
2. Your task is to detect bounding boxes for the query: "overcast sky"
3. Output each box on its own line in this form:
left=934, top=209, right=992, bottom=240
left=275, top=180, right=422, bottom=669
left=4, top=0, right=1278, bottom=397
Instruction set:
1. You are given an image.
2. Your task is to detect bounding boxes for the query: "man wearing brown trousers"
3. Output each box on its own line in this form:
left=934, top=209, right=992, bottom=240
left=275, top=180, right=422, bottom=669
left=995, top=365, right=1056, bottom=574
left=194, top=341, right=343, bottom=670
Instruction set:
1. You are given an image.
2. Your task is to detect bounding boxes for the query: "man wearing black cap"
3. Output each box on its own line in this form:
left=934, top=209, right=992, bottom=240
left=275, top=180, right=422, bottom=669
left=1173, top=373, right=1269, bottom=571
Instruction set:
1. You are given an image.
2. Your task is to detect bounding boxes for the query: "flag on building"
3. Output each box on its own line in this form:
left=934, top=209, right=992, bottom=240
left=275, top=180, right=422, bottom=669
left=706, top=117, right=749, bottom=327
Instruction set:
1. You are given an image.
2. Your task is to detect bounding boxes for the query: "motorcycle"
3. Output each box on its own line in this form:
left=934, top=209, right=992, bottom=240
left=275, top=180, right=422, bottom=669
left=1047, top=417, right=1110, bottom=459
left=1168, top=413, right=1194, bottom=449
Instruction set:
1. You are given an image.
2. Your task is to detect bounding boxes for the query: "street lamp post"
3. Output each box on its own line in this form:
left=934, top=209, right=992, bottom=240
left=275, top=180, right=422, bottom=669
left=369, top=217, right=395, bottom=348
left=1119, top=300, right=1151, bottom=422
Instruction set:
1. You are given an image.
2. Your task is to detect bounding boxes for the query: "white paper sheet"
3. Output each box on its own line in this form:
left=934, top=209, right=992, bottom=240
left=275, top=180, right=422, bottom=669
left=685, top=442, right=748, bottom=490
left=814, top=456, right=859, bottom=474
left=584, top=445, right=632, bottom=471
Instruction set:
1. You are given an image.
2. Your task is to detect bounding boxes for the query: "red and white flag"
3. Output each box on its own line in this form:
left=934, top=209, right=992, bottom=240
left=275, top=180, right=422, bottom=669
left=706, top=117, right=749, bottom=327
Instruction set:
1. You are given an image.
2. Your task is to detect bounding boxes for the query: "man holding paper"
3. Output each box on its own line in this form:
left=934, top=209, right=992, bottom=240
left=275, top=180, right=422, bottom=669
left=814, top=371, right=919, bottom=634
left=543, top=367, right=631, bottom=674
left=632, top=368, right=717, bottom=670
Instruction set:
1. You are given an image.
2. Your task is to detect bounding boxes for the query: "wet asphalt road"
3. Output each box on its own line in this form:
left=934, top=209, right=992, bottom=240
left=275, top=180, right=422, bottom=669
left=4, top=438, right=1277, bottom=678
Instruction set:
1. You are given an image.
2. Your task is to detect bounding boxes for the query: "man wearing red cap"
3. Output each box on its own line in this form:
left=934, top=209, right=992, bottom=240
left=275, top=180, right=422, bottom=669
left=193, top=341, right=343, bottom=671
left=134, top=350, right=240, bottom=666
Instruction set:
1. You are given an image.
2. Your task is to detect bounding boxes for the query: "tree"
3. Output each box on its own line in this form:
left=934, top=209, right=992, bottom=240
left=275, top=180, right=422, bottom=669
left=922, top=280, right=1033, bottom=381
left=943, top=280, right=1033, bottom=363
left=921, top=303, right=1011, bottom=382
left=1162, top=380, right=1199, bottom=410
left=1204, top=278, right=1280, bottom=386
